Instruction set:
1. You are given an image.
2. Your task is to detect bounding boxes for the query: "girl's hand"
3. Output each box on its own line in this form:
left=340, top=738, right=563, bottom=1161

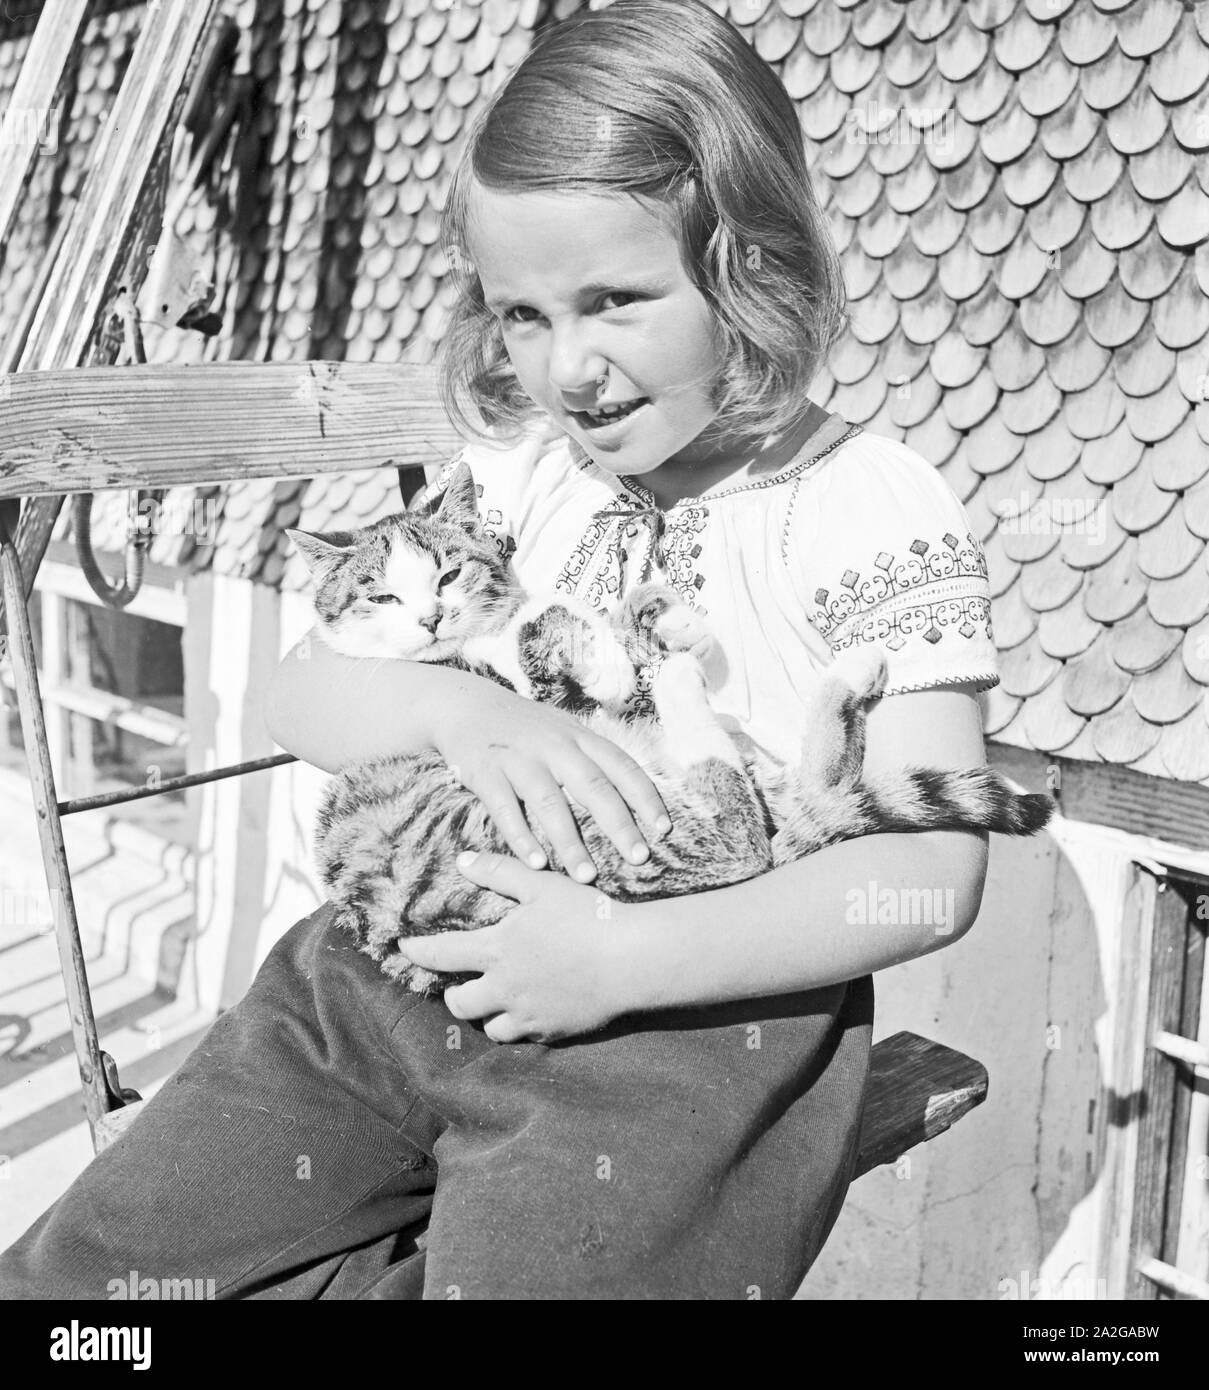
left=397, top=851, right=639, bottom=1042
left=434, top=681, right=669, bottom=883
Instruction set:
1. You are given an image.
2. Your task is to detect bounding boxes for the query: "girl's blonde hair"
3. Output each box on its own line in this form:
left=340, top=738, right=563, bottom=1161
left=438, top=0, right=847, bottom=443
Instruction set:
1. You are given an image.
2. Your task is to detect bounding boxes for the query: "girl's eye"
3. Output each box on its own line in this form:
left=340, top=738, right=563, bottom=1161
left=599, top=291, right=640, bottom=311
left=368, top=593, right=401, bottom=605
left=438, top=567, right=462, bottom=589
left=501, top=305, right=541, bottom=325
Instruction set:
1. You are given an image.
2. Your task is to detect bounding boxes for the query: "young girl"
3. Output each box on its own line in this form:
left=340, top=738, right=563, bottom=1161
left=1, top=0, right=998, bottom=1300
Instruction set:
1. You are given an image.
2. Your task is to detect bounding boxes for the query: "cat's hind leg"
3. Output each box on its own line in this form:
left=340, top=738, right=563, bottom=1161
left=653, top=652, right=744, bottom=773
left=796, top=645, right=888, bottom=793
left=652, top=654, right=770, bottom=868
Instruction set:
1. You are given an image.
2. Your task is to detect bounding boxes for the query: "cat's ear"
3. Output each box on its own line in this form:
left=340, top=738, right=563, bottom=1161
left=434, top=461, right=482, bottom=534
left=287, top=528, right=355, bottom=584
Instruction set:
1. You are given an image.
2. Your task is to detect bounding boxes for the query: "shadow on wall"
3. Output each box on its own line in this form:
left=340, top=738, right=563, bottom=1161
left=800, top=802, right=1121, bottom=1300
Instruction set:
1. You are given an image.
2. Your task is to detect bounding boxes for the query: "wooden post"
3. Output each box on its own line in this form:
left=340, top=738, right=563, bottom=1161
left=0, top=0, right=92, bottom=250
left=0, top=499, right=111, bottom=1136
left=0, top=197, right=76, bottom=377
left=1133, top=881, right=1203, bottom=1299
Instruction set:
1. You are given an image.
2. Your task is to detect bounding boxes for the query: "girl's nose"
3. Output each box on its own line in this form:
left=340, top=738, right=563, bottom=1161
left=547, top=326, right=608, bottom=403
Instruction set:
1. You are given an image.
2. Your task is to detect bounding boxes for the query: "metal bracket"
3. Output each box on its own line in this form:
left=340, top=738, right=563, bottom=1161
left=101, top=1051, right=143, bottom=1109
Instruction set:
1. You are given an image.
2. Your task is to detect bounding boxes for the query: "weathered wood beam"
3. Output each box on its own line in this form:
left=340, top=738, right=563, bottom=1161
left=0, top=362, right=462, bottom=497
left=0, top=0, right=92, bottom=251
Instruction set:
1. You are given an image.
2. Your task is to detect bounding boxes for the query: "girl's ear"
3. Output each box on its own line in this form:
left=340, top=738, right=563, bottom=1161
left=287, top=528, right=355, bottom=583
left=435, top=462, right=481, bottom=534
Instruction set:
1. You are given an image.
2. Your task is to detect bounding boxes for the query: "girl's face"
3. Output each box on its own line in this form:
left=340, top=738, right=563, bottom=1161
left=466, top=183, right=726, bottom=482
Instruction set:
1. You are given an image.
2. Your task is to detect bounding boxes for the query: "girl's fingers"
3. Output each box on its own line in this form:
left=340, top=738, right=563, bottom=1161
left=455, top=849, right=544, bottom=901
left=556, top=758, right=653, bottom=866
left=443, top=975, right=502, bottom=1021
left=469, top=769, right=549, bottom=870
left=509, top=765, right=597, bottom=883
left=482, top=1014, right=526, bottom=1045
left=580, top=734, right=672, bottom=838
left=397, top=929, right=490, bottom=975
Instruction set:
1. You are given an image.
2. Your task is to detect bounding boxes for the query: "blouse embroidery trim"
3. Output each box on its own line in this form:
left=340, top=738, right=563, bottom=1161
left=810, top=530, right=996, bottom=661
left=557, top=417, right=863, bottom=617
left=881, top=672, right=1001, bottom=695
left=554, top=484, right=650, bottom=609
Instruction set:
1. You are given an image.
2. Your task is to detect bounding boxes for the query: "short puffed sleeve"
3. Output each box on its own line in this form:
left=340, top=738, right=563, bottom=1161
left=784, top=431, right=1000, bottom=695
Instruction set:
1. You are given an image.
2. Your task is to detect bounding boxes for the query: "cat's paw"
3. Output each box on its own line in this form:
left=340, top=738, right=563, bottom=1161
left=584, top=662, right=636, bottom=708
left=580, top=631, right=637, bottom=707
left=832, top=646, right=888, bottom=704
left=652, top=602, right=711, bottom=653
left=624, top=586, right=726, bottom=690
left=652, top=650, right=709, bottom=710
left=654, top=607, right=727, bottom=686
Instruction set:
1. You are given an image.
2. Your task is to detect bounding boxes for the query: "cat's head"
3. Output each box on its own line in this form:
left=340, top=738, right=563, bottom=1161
left=287, top=463, right=520, bottom=660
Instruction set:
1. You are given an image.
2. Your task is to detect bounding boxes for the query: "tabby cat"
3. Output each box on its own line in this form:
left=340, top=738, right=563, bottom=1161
left=289, top=463, right=1052, bottom=994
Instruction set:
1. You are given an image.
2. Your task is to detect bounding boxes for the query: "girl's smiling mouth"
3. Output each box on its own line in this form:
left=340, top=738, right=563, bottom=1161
left=571, top=396, right=651, bottom=431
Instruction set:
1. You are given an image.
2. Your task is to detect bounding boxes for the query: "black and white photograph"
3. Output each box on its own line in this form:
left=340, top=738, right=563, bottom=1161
left=0, top=0, right=1206, bottom=1328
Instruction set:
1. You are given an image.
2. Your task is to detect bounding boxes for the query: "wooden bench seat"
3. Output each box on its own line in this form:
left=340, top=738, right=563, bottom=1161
left=854, top=1031, right=988, bottom=1178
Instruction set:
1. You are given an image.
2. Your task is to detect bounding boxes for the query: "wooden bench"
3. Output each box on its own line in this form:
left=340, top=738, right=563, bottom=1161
left=95, top=1029, right=989, bottom=1175
left=855, top=1031, right=988, bottom=1176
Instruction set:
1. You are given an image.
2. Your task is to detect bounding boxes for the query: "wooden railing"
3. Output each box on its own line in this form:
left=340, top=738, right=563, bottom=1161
left=0, top=361, right=462, bottom=499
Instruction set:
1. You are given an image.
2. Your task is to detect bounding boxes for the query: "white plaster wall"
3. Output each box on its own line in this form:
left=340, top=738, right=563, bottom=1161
left=799, top=823, right=1075, bottom=1299
left=802, top=780, right=1209, bottom=1300
left=252, top=588, right=329, bottom=976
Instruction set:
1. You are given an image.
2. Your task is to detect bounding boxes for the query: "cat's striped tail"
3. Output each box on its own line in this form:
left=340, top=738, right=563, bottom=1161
left=773, top=765, right=1055, bottom=863
left=863, top=766, right=1054, bottom=837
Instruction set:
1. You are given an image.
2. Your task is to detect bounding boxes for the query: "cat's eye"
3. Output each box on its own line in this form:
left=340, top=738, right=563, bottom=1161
left=368, top=593, right=401, bottom=605
left=438, top=567, right=462, bottom=589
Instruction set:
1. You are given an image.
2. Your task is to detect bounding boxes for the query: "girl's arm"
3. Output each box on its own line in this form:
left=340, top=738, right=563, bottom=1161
left=617, top=825, right=985, bottom=1009
left=265, top=629, right=493, bottom=770
left=264, top=633, right=670, bottom=878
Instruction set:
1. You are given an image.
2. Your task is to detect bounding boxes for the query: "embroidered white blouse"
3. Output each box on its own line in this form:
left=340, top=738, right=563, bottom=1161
left=426, top=409, right=999, bottom=767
